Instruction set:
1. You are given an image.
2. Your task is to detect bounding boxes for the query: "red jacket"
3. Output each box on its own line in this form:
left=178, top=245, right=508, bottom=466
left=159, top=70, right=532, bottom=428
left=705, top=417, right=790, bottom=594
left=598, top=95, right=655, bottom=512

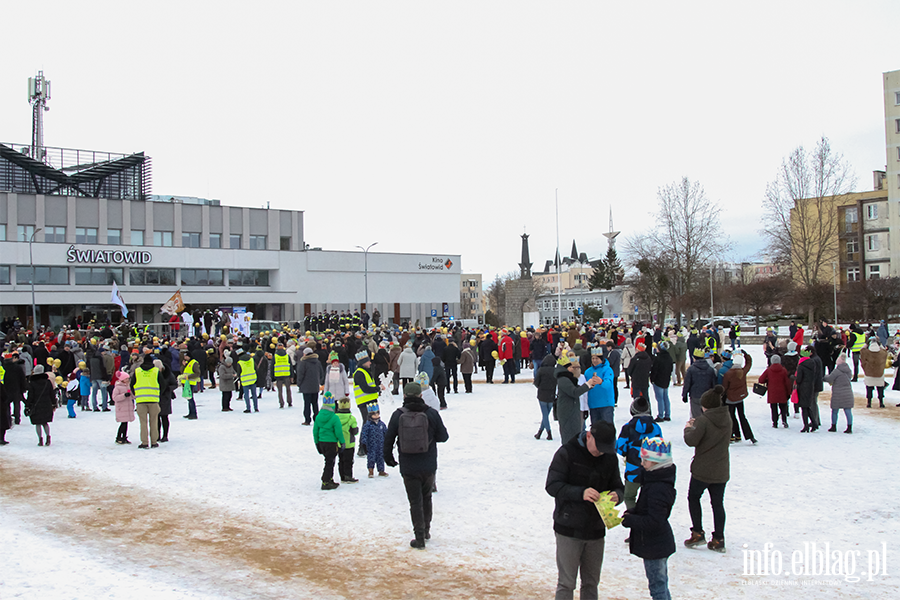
left=499, top=335, right=514, bottom=360
left=520, top=336, right=530, bottom=358
left=759, top=363, right=791, bottom=404
left=792, top=328, right=804, bottom=346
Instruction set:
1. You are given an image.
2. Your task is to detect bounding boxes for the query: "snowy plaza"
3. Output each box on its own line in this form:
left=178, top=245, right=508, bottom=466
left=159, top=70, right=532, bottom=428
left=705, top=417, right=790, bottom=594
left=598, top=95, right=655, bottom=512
left=1, top=344, right=898, bottom=599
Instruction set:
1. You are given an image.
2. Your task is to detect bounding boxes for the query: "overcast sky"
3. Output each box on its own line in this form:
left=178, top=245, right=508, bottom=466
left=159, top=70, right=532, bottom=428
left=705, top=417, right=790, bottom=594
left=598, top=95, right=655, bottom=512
left=2, top=1, right=897, bottom=283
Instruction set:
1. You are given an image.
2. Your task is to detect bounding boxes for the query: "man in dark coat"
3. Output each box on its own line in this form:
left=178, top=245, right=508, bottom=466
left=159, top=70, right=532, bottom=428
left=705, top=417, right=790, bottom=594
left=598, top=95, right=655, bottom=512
left=626, top=343, right=652, bottom=400
left=383, top=382, right=449, bottom=549
left=546, top=420, right=624, bottom=600
left=682, top=350, right=717, bottom=419
left=442, top=340, right=460, bottom=394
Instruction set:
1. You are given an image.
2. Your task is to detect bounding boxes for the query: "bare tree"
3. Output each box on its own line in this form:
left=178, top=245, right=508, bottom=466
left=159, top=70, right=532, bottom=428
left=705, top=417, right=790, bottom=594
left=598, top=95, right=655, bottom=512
left=760, top=136, right=856, bottom=325
left=623, top=177, right=723, bottom=325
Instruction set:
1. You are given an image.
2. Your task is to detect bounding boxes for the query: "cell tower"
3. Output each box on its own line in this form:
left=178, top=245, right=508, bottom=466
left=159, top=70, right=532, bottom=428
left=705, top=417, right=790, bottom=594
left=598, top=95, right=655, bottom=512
left=28, top=71, right=51, bottom=162
left=602, top=207, right=620, bottom=247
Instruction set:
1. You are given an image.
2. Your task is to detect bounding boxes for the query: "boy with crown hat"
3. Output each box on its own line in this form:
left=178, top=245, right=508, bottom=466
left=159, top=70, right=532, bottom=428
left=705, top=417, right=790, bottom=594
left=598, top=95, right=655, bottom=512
left=359, top=402, right=389, bottom=478
left=622, top=437, right=676, bottom=600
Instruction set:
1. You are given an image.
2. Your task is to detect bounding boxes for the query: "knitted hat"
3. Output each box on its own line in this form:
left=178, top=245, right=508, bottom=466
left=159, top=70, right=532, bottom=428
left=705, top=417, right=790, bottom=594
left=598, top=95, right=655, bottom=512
left=731, top=354, right=744, bottom=369
left=302, top=347, right=313, bottom=355
left=700, top=385, right=725, bottom=409
left=640, top=437, right=673, bottom=470
left=630, top=395, right=651, bottom=416
left=770, top=354, right=781, bottom=365
left=404, top=382, right=422, bottom=397
left=355, top=350, right=370, bottom=363
left=328, top=351, right=339, bottom=362
left=787, top=341, right=797, bottom=352
left=224, top=357, right=233, bottom=366
left=322, top=391, right=335, bottom=405
left=33, top=364, right=45, bottom=375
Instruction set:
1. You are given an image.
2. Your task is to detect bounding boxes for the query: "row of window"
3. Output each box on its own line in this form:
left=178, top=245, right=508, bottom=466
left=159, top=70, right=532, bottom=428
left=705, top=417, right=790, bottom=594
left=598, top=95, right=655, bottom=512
left=0, top=265, right=269, bottom=287
left=847, top=265, right=882, bottom=282
left=0, top=225, right=287, bottom=250
left=540, top=298, right=610, bottom=311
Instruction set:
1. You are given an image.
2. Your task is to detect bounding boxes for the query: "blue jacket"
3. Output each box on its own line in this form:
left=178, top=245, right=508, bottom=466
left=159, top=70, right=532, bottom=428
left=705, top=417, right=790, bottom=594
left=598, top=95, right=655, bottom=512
left=584, top=362, right=615, bottom=409
left=616, top=415, right=663, bottom=482
left=683, top=359, right=716, bottom=401
left=716, top=359, right=733, bottom=384
left=418, top=349, right=435, bottom=382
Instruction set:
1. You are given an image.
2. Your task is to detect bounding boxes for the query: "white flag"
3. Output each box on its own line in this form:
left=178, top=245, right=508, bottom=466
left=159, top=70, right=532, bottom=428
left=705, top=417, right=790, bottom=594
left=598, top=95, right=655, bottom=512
left=111, top=281, right=129, bottom=318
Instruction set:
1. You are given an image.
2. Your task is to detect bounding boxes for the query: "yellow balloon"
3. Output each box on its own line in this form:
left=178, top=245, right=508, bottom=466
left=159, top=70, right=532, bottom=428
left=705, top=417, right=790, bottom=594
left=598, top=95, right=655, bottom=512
left=491, top=350, right=499, bottom=359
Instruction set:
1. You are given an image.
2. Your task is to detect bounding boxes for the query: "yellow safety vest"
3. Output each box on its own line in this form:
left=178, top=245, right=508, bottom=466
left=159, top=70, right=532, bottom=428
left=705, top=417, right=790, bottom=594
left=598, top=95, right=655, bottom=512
left=851, top=331, right=866, bottom=353
left=238, top=357, right=257, bottom=386
left=0, top=364, right=5, bottom=383
left=134, top=367, right=160, bottom=404
left=352, top=367, right=378, bottom=406
left=274, top=353, right=291, bottom=378
left=185, top=359, right=199, bottom=381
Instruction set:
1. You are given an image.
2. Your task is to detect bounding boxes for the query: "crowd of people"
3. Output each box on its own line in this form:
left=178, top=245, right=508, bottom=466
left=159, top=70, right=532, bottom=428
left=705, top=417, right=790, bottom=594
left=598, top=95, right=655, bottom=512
left=2, top=314, right=897, bottom=598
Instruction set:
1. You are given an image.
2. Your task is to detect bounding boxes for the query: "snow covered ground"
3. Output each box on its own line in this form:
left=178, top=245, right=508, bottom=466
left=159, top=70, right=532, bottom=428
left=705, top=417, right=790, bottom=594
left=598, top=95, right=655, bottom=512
left=2, top=344, right=899, bottom=599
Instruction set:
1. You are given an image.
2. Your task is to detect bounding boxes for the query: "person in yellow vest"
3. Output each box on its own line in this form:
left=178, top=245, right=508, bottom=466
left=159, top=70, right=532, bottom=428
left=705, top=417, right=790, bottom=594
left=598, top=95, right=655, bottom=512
left=848, top=326, right=866, bottom=382
left=271, top=342, right=293, bottom=408
left=129, top=354, right=165, bottom=448
left=235, top=347, right=259, bottom=413
left=352, top=350, right=380, bottom=456
left=182, top=353, right=202, bottom=419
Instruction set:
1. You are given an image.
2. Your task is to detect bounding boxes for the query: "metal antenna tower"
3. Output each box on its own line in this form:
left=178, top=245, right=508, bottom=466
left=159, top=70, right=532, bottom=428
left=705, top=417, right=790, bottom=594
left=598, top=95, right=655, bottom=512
left=602, top=206, right=620, bottom=247
left=28, top=71, right=51, bottom=162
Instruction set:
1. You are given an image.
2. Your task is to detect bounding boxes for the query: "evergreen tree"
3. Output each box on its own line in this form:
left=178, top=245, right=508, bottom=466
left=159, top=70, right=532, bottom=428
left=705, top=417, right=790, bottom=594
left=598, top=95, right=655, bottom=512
left=588, top=260, right=608, bottom=290
left=604, top=245, right=622, bottom=288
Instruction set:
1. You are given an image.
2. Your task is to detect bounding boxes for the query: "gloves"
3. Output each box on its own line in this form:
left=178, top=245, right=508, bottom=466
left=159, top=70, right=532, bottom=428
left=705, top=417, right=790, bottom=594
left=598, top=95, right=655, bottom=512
left=339, top=443, right=346, bottom=452
left=682, top=396, right=688, bottom=403
left=384, top=455, right=398, bottom=468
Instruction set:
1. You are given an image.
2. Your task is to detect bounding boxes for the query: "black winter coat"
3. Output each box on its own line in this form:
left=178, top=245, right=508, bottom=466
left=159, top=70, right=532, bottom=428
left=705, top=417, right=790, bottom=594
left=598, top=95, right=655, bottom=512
left=533, top=355, right=558, bottom=402
left=627, top=351, right=652, bottom=391
left=384, top=396, right=449, bottom=476
left=546, top=432, right=625, bottom=540
left=683, top=359, right=716, bottom=400
left=649, top=351, right=673, bottom=389
left=26, top=372, right=56, bottom=425
left=623, top=465, right=677, bottom=560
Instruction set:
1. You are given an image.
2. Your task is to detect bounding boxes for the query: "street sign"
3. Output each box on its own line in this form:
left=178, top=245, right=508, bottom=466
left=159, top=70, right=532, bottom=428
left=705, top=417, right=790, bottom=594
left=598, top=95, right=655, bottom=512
left=578, top=307, right=584, bottom=315
left=612, top=314, right=618, bottom=319
left=431, top=309, right=437, bottom=317
left=634, top=306, right=639, bottom=313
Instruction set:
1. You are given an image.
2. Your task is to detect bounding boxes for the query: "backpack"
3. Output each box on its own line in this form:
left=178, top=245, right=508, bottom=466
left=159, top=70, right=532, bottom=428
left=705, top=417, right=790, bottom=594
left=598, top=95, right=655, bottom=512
left=398, top=407, right=430, bottom=454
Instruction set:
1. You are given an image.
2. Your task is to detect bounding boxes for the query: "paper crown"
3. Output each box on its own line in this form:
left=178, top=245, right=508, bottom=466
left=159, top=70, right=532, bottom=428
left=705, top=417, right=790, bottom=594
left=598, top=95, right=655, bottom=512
left=355, top=350, right=370, bottom=362
left=640, top=437, right=672, bottom=460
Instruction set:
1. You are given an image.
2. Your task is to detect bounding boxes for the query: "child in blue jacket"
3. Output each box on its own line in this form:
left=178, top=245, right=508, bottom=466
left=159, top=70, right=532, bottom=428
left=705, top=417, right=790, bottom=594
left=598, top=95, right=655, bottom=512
left=359, top=402, right=388, bottom=478
left=616, top=395, right=662, bottom=511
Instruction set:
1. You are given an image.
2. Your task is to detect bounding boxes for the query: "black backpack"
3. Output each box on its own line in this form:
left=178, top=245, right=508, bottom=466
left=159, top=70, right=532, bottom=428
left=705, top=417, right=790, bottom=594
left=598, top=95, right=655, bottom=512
left=398, top=407, right=430, bottom=454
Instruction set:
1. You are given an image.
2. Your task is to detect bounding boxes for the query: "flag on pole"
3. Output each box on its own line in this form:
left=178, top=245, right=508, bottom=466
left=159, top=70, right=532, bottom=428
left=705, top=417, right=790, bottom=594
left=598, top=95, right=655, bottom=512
left=110, top=281, right=129, bottom=318
left=160, top=290, right=185, bottom=316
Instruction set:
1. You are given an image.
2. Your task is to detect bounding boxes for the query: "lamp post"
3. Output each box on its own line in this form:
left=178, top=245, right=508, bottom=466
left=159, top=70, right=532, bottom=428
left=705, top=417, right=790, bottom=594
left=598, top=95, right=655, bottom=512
left=709, top=262, right=715, bottom=319
left=832, top=260, right=838, bottom=325
left=355, top=242, right=378, bottom=309
left=29, top=227, right=43, bottom=329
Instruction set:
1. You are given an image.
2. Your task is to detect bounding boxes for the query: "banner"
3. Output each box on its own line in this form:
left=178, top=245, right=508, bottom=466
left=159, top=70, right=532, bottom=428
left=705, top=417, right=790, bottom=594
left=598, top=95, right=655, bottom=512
left=110, top=281, right=129, bottom=318
left=160, top=290, right=185, bottom=316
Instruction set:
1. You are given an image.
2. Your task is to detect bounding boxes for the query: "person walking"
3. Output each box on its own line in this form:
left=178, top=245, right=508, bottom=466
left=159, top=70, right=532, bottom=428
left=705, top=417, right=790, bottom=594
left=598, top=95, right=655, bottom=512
left=271, top=342, right=293, bottom=408
left=683, top=385, right=731, bottom=553
left=533, top=355, right=557, bottom=440
left=296, top=347, right=324, bottom=425
left=25, top=365, right=56, bottom=446
left=217, top=356, right=236, bottom=411
left=545, top=420, right=623, bottom=600
left=458, top=340, right=478, bottom=394
left=383, top=382, right=449, bottom=549
left=112, top=370, right=134, bottom=444
left=650, top=342, right=674, bottom=422
left=825, top=355, right=854, bottom=433
left=682, top=350, right=717, bottom=419
left=758, top=354, right=790, bottom=428
left=312, top=392, right=345, bottom=490
left=860, top=340, right=887, bottom=408
left=555, top=354, right=599, bottom=445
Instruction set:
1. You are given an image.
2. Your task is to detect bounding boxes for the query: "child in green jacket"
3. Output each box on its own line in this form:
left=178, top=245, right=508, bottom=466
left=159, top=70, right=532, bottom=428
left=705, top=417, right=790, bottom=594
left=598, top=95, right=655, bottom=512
left=336, top=397, right=359, bottom=483
left=313, top=392, right=345, bottom=490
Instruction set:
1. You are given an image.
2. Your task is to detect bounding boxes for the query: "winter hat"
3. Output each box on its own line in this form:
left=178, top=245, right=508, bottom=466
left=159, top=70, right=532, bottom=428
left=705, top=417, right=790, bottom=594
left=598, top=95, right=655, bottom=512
left=404, top=382, right=423, bottom=397
left=731, top=354, right=744, bottom=369
left=640, top=437, right=673, bottom=470
left=414, top=372, right=430, bottom=387
left=700, top=385, right=725, bottom=409
left=116, top=370, right=130, bottom=382
left=630, top=395, right=651, bottom=416
left=787, top=341, right=797, bottom=352
left=322, top=391, right=335, bottom=405
left=868, top=342, right=880, bottom=352
left=302, top=347, right=313, bottom=355
left=356, top=350, right=370, bottom=363
left=224, top=357, right=233, bottom=366
left=658, top=341, right=669, bottom=351
left=836, top=355, right=847, bottom=366
left=153, top=359, right=164, bottom=370
left=770, top=354, right=782, bottom=365
left=328, top=351, right=339, bottom=362
left=33, top=364, right=45, bottom=375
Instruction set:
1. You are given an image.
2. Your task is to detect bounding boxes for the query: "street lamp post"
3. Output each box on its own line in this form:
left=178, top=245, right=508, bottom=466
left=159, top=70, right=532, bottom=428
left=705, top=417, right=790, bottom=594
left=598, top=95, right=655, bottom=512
left=355, top=242, right=378, bottom=310
left=832, top=260, right=838, bottom=325
left=709, top=262, right=714, bottom=319
left=29, top=227, right=43, bottom=329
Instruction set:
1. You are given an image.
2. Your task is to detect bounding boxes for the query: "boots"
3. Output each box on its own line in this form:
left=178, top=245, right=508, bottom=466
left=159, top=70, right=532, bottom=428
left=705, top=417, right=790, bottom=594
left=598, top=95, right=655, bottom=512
left=321, top=481, right=340, bottom=490
left=368, top=468, right=375, bottom=479
left=38, top=437, right=44, bottom=447
left=707, top=537, right=726, bottom=553
left=866, top=400, right=872, bottom=408
left=684, top=530, right=706, bottom=548
left=534, top=430, right=542, bottom=440
left=827, top=425, right=837, bottom=432
left=546, top=431, right=552, bottom=441
left=844, top=425, right=852, bottom=434
left=410, top=534, right=426, bottom=549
